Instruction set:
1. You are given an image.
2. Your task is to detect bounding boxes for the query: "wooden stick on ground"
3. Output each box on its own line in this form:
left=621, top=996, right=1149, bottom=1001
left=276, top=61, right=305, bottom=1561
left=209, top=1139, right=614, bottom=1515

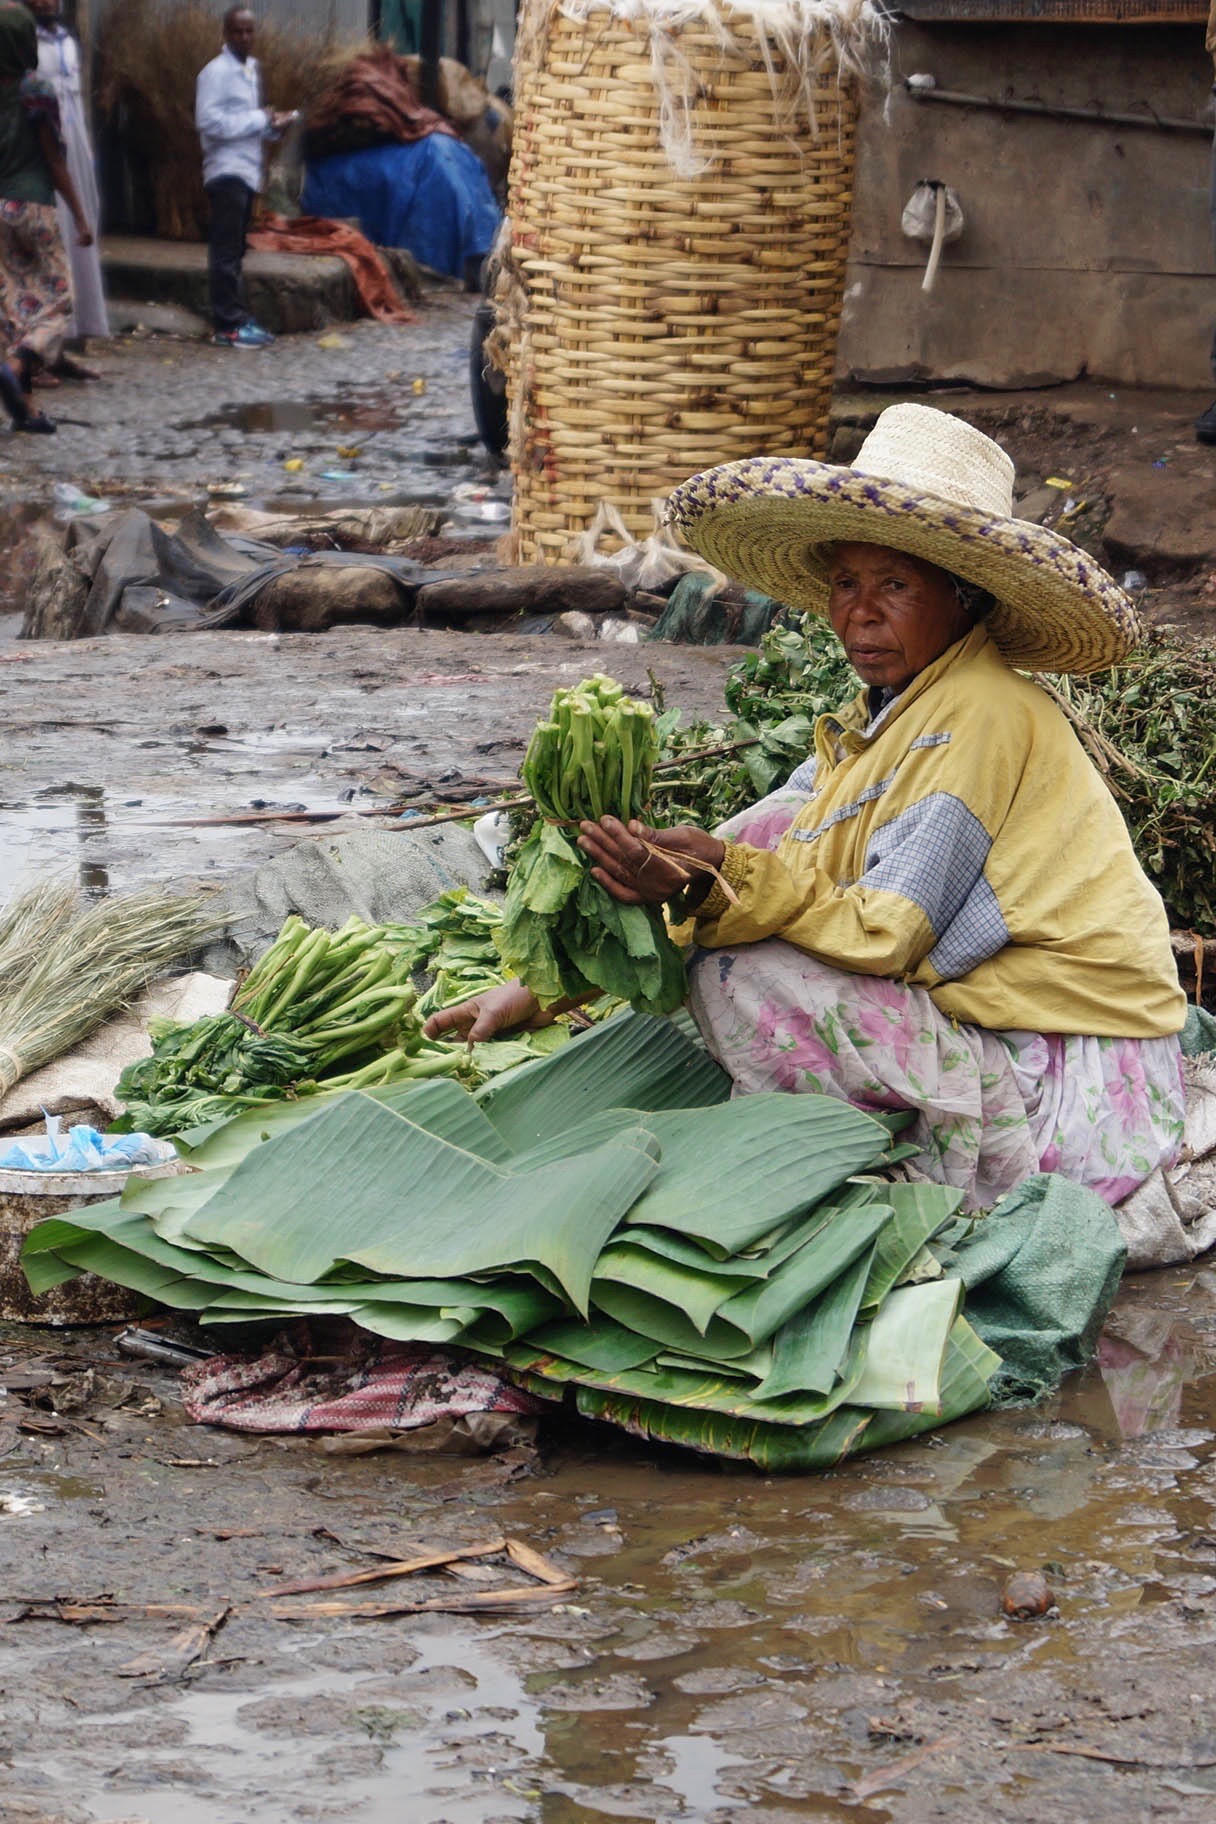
left=256, top=1536, right=507, bottom=1599
left=270, top=1583, right=577, bottom=1622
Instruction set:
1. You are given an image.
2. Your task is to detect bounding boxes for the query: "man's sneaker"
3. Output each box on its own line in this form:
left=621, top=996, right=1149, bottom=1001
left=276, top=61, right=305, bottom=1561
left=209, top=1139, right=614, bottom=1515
left=1196, top=401, right=1216, bottom=445
left=212, top=323, right=275, bottom=349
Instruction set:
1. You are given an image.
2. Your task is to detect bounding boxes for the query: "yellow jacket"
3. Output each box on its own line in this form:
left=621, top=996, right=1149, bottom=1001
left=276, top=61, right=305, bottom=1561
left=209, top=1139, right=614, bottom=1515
left=684, top=626, right=1184, bottom=1039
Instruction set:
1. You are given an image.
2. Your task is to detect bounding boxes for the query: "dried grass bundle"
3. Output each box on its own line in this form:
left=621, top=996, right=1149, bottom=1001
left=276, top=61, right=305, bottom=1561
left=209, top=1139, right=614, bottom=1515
left=0, top=885, right=224, bottom=1099
left=0, top=879, right=79, bottom=996
left=99, top=0, right=367, bottom=240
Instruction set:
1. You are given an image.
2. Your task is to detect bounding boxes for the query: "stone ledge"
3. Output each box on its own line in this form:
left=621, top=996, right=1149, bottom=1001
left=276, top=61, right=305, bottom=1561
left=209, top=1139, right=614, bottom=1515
left=101, top=235, right=362, bottom=335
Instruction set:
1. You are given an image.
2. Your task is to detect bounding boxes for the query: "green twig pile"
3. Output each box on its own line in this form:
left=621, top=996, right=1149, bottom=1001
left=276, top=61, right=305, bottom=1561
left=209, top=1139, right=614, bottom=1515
left=1044, top=634, right=1216, bottom=934
left=650, top=613, right=858, bottom=831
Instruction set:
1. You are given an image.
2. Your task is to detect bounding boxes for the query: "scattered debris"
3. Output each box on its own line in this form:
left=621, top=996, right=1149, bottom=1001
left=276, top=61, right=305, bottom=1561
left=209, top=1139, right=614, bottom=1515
left=1002, top=1570, right=1056, bottom=1620
left=116, top=1604, right=231, bottom=1681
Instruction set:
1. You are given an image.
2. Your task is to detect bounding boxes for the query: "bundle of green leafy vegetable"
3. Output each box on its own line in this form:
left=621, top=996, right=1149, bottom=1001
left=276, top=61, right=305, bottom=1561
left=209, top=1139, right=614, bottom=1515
left=496, top=675, right=688, bottom=1014
left=380, top=889, right=510, bottom=1021
left=117, top=914, right=466, bottom=1135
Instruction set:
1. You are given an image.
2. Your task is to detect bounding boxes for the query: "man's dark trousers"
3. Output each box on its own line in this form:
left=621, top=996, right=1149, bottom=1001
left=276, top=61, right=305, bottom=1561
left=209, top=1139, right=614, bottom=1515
left=205, top=175, right=255, bottom=333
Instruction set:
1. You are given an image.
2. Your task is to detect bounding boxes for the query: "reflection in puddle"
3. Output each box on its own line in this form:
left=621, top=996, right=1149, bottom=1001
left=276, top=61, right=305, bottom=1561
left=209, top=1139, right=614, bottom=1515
left=0, top=762, right=363, bottom=895
left=68, top=1636, right=537, bottom=1824
left=1098, top=1304, right=1198, bottom=1437
left=186, top=396, right=411, bottom=437
left=0, top=782, right=111, bottom=895
left=655, top=1733, right=750, bottom=1810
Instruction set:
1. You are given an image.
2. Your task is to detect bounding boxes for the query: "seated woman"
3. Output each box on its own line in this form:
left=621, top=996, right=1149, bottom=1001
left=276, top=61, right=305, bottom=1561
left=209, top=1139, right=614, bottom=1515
left=426, top=404, right=1186, bottom=1211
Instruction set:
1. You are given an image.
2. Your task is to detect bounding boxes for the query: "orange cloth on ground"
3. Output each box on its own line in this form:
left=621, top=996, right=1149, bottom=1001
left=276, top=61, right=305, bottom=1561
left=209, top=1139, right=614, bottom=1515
left=248, top=213, right=415, bottom=325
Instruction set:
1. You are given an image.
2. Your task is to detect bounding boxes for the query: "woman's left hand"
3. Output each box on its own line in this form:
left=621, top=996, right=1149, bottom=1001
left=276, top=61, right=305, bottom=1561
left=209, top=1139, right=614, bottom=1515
left=578, top=816, right=725, bottom=907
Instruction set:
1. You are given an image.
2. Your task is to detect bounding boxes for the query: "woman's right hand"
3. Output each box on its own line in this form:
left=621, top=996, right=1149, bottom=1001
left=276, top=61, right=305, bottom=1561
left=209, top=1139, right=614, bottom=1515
left=422, top=980, right=544, bottom=1044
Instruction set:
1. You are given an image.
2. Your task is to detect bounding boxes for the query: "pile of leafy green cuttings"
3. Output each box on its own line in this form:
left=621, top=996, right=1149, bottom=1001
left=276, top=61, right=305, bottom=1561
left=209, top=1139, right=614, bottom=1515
left=650, top=612, right=859, bottom=832
left=29, top=1012, right=1012, bottom=1473
left=1046, top=633, right=1216, bottom=934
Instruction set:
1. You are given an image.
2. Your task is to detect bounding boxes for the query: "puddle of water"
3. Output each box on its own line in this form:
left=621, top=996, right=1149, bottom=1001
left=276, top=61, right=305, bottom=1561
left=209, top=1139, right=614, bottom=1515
left=186, top=396, right=411, bottom=437
left=653, top=1733, right=751, bottom=1811
left=0, top=783, right=114, bottom=896
left=64, top=1634, right=543, bottom=1824
left=6, top=1467, right=104, bottom=1502
left=0, top=768, right=370, bottom=894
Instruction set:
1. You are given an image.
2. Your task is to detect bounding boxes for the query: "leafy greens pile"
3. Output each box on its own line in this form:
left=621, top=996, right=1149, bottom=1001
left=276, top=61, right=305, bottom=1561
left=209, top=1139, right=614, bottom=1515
left=117, top=914, right=466, bottom=1135
left=496, top=675, right=687, bottom=1013
left=23, top=1013, right=1124, bottom=1472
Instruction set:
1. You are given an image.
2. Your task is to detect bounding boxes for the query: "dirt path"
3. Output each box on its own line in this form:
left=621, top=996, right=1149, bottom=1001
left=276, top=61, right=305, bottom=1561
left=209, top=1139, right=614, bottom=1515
left=0, top=624, right=742, bottom=892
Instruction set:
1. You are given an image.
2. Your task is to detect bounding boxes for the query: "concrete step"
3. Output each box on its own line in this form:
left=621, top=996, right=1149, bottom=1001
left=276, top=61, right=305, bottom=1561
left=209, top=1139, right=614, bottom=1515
left=101, top=235, right=363, bottom=336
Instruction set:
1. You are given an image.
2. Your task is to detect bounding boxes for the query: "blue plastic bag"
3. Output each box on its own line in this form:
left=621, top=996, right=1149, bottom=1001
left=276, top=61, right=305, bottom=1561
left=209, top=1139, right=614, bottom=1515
left=0, top=1115, right=176, bottom=1174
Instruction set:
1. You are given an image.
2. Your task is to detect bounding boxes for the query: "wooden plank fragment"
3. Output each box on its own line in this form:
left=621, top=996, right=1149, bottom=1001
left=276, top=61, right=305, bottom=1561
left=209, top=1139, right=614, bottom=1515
left=505, top=1537, right=574, bottom=1586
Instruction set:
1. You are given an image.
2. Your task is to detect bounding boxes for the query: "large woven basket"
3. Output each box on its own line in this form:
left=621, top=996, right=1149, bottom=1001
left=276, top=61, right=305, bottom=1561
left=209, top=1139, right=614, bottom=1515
left=498, top=0, right=880, bottom=566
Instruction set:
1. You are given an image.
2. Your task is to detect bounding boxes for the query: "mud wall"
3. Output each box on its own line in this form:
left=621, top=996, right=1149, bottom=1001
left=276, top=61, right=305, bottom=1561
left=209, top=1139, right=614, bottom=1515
left=839, top=22, right=1215, bottom=388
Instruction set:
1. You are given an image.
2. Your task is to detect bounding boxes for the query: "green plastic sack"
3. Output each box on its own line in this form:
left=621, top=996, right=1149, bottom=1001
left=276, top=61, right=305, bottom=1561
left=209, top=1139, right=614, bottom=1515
left=649, top=574, right=786, bottom=647
left=951, top=1173, right=1126, bottom=1404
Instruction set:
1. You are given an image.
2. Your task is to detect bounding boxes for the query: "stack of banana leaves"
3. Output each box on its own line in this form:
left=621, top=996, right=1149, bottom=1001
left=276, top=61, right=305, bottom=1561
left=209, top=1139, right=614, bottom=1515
left=24, top=1014, right=1120, bottom=1472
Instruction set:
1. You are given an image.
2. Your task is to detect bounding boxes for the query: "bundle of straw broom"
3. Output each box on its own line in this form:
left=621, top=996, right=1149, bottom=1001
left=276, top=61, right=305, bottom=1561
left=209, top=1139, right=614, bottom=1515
left=0, top=882, right=222, bottom=1101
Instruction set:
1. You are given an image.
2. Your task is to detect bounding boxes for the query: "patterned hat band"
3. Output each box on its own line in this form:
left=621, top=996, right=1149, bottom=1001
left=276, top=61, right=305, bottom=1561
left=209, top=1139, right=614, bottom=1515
left=665, top=404, right=1139, bottom=676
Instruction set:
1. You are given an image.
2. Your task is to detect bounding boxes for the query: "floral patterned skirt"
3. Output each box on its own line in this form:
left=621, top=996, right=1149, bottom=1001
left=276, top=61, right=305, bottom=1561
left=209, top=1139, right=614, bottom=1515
left=0, top=199, right=71, bottom=368
left=687, top=940, right=1186, bottom=1211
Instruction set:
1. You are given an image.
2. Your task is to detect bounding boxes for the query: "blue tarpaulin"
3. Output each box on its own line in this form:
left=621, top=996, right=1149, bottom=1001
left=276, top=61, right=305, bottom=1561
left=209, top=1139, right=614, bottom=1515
left=302, top=136, right=501, bottom=280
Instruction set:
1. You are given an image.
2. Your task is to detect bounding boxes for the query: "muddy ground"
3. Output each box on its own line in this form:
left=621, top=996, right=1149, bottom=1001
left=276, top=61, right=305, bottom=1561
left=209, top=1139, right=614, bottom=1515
left=3, top=1271, right=1216, bottom=1824
left=2, top=294, right=1216, bottom=1824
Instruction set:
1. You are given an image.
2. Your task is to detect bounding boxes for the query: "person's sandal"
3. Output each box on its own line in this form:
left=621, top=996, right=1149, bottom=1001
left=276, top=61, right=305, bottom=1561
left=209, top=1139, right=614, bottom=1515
left=0, top=362, right=56, bottom=432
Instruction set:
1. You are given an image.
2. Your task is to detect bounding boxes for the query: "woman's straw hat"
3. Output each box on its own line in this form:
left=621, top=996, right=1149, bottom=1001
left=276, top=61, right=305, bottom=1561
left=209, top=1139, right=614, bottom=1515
left=666, top=404, right=1139, bottom=674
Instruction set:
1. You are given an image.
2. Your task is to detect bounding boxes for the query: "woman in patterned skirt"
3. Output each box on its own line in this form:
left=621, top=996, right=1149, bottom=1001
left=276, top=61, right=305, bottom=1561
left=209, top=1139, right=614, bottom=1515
left=0, top=0, right=93, bottom=432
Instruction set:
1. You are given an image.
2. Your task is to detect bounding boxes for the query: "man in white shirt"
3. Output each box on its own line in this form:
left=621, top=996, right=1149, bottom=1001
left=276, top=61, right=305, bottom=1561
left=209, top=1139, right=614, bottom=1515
left=194, top=7, right=294, bottom=348
left=32, top=0, right=108, bottom=343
